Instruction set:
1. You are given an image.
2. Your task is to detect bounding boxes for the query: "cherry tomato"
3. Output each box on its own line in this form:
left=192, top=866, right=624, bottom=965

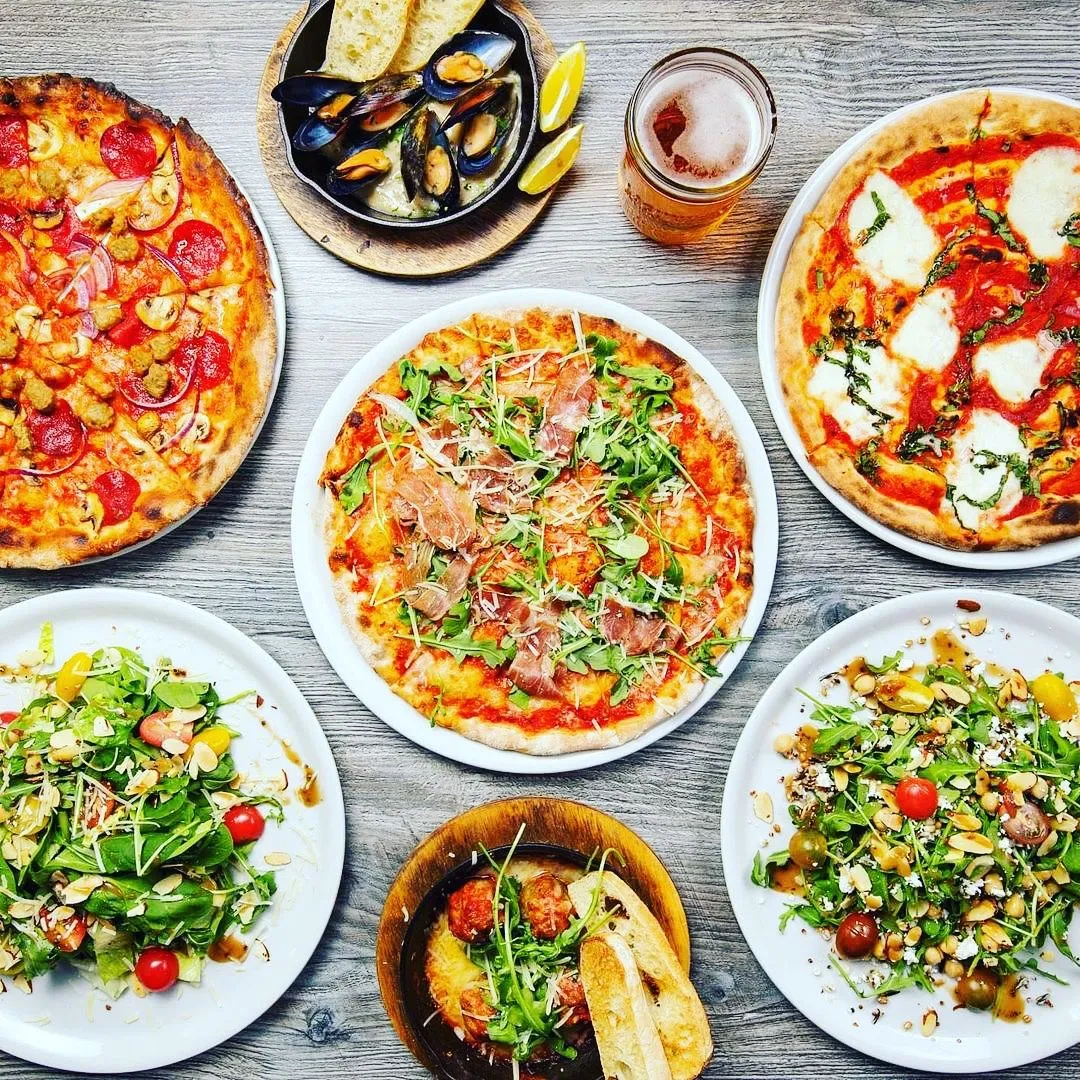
left=223, top=804, right=265, bottom=845
left=835, top=912, right=878, bottom=959
left=896, top=776, right=938, bottom=820
left=0, top=711, right=19, bottom=726
left=188, top=725, right=231, bottom=758
left=134, top=946, right=179, bottom=992
left=998, top=797, right=1051, bottom=847
left=40, top=906, right=87, bottom=952
left=956, top=966, right=1000, bottom=1011
left=1031, top=672, right=1077, bottom=722
left=82, top=779, right=116, bottom=830
left=788, top=828, right=828, bottom=870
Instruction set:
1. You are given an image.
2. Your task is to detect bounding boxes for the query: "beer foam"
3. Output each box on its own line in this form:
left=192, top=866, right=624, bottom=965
left=636, top=67, right=762, bottom=188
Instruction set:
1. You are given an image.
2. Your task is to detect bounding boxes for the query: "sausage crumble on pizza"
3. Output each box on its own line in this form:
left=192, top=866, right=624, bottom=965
left=0, top=75, right=276, bottom=568
left=319, top=308, right=755, bottom=754
left=778, top=89, right=1080, bottom=551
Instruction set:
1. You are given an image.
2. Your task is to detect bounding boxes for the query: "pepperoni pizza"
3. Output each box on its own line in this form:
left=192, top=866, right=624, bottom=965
left=318, top=307, right=756, bottom=755
left=0, top=75, right=277, bottom=568
left=778, top=89, right=1080, bottom=551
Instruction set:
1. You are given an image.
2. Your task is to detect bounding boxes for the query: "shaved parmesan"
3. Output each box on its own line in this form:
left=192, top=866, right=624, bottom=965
left=944, top=409, right=1028, bottom=530
left=808, top=346, right=904, bottom=442
left=1007, top=146, right=1080, bottom=261
left=891, top=288, right=959, bottom=372
left=849, top=171, right=938, bottom=288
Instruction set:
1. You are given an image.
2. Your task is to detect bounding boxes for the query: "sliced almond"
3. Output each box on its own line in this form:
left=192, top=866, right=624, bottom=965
left=151, top=873, right=183, bottom=896
left=60, top=875, right=104, bottom=904
left=7, top=899, right=39, bottom=920
left=161, top=738, right=189, bottom=756
left=921, top=1009, right=938, bottom=1037
left=264, top=852, right=291, bottom=867
left=852, top=673, right=877, bottom=696
left=752, top=791, right=773, bottom=823
left=948, top=831, right=994, bottom=855
left=963, top=899, right=997, bottom=922
left=950, top=812, right=983, bottom=832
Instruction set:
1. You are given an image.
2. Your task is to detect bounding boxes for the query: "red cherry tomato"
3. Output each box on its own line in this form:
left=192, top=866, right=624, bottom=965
left=91, top=469, right=140, bottom=526
left=40, top=906, right=87, bottom=952
left=0, top=117, right=29, bottom=169
left=134, top=947, right=180, bottom=992
left=167, top=220, right=226, bottom=282
left=835, top=912, right=879, bottom=959
left=99, top=122, right=158, bottom=179
left=176, top=331, right=232, bottom=390
left=223, top=804, right=265, bottom=845
left=0, top=711, right=18, bottom=725
left=895, top=776, right=939, bottom=820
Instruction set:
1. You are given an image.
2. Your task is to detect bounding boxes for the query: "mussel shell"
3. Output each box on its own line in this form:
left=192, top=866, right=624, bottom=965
left=326, top=148, right=392, bottom=197
left=342, top=72, right=424, bottom=121
left=439, top=79, right=512, bottom=133
left=272, top=73, right=361, bottom=106
left=291, top=111, right=347, bottom=152
left=422, top=31, right=516, bottom=101
left=456, top=84, right=517, bottom=175
left=351, top=90, right=424, bottom=134
left=400, top=108, right=459, bottom=208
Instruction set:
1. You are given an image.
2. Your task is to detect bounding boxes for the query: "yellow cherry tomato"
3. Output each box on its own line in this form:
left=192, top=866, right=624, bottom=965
left=1031, top=672, right=1077, bottom=722
left=187, top=726, right=231, bottom=758
left=55, top=652, right=92, bottom=703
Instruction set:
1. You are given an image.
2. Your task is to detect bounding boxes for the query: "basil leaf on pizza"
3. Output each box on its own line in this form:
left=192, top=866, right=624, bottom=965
left=778, top=89, right=1080, bottom=550
left=318, top=308, right=756, bottom=755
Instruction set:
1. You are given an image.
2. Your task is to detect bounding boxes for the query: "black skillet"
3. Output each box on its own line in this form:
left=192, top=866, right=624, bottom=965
left=400, top=843, right=603, bottom=1080
left=274, top=0, right=539, bottom=231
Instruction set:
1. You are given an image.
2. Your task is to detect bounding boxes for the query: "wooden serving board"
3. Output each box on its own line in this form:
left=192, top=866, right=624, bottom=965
left=375, top=797, right=692, bottom=1075
left=257, top=1, right=557, bottom=278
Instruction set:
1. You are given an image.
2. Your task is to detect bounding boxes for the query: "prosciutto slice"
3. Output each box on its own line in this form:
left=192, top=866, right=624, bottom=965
left=599, top=598, right=679, bottom=655
left=536, top=353, right=596, bottom=461
left=391, top=462, right=478, bottom=551
left=405, top=554, right=475, bottom=621
left=470, top=447, right=533, bottom=515
left=474, top=587, right=562, bottom=699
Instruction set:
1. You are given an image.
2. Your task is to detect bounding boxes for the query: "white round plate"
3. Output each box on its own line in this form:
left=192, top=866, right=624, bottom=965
left=0, top=588, right=345, bottom=1073
left=293, top=288, right=778, bottom=774
left=79, top=172, right=288, bottom=566
left=757, top=86, right=1080, bottom=570
left=722, top=587, right=1080, bottom=1073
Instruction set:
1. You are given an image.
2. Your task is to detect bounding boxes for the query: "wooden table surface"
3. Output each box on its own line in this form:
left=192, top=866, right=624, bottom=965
left=2, top=1, right=1080, bottom=1077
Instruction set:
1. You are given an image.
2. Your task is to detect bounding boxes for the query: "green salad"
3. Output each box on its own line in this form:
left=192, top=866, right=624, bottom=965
left=0, top=631, right=281, bottom=996
left=752, top=630, right=1080, bottom=1016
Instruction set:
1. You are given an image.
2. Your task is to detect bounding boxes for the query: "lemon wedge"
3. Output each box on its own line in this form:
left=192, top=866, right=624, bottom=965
left=518, top=124, right=584, bottom=195
left=539, top=41, right=587, bottom=133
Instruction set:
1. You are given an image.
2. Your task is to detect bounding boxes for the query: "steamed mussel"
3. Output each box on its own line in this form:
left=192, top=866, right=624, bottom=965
left=422, top=30, right=516, bottom=102
left=327, top=147, right=392, bottom=197
left=440, top=79, right=517, bottom=175
left=278, top=71, right=423, bottom=152
left=401, top=108, right=459, bottom=209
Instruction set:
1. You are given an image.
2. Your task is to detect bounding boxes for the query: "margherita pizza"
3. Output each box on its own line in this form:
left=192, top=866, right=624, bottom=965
left=778, top=89, right=1080, bottom=551
left=0, top=74, right=277, bottom=568
left=319, top=307, right=755, bottom=754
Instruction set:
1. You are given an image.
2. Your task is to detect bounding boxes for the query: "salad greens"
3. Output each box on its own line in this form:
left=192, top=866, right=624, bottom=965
left=753, top=636, right=1080, bottom=1008
left=0, top=635, right=282, bottom=996
left=465, top=826, right=616, bottom=1063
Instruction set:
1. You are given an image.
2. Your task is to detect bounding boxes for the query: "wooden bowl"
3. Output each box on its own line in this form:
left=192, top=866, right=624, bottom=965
left=376, top=797, right=692, bottom=1079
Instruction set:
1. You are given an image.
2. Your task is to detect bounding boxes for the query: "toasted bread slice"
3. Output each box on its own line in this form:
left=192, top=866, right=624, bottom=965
left=570, top=872, right=713, bottom=1080
left=387, top=0, right=486, bottom=73
left=580, top=933, right=674, bottom=1080
left=323, top=0, right=413, bottom=82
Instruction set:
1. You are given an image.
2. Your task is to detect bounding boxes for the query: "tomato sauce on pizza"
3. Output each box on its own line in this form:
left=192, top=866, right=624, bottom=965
left=0, top=75, right=277, bottom=567
left=778, top=90, right=1080, bottom=551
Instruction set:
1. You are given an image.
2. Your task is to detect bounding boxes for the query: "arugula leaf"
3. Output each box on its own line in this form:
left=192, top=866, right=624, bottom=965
left=751, top=849, right=790, bottom=888
left=153, top=679, right=210, bottom=710
left=865, top=651, right=903, bottom=675
left=338, top=458, right=371, bottom=514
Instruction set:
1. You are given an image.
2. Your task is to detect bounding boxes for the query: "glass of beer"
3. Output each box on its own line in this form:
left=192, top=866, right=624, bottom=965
left=619, top=48, right=777, bottom=245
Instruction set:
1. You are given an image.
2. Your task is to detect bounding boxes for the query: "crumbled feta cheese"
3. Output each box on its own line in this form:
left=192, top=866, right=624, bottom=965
left=998, top=836, right=1013, bottom=852
left=839, top=867, right=855, bottom=894
left=1061, top=779, right=1072, bottom=795
left=955, top=936, right=979, bottom=961
left=902, top=947, right=919, bottom=964
left=907, top=872, right=923, bottom=888
left=960, top=878, right=981, bottom=898
left=982, top=747, right=1003, bottom=767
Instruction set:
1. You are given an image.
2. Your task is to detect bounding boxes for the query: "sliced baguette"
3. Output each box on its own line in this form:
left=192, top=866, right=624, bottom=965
left=323, top=0, right=413, bottom=82
left=580, top=933, right=674, bottom=1080
left=387, top=0, right=486, bottom=73
left=570, top=872, right=713, bottom=1080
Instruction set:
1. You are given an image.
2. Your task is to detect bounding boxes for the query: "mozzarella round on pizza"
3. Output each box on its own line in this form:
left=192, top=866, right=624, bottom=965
left=319, top=307, right=756, bottom=755
left=777, top=89, right=1080, bottom=551
left=0, top=75, right=277, bottom=568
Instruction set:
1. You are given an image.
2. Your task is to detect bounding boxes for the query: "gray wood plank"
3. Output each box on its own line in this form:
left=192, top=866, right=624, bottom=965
left=2, top=0, right=1080, bottom=1076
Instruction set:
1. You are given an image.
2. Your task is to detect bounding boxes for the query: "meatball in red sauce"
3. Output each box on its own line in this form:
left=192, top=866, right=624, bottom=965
left=447, top=876, right=497, bottom=943
left=555, top=972, right=590, bottom=1026
left=520, top=872, right=574, bottom=940
left=459, top=986, right=496, bottom=1041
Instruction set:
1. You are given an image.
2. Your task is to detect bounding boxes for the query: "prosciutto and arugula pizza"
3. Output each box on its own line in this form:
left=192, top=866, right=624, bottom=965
left=778, top=89, right=1080, bottom=551
left=0, top=75, right=277, bottom=568
left=319, top=307, right=755, bottom=754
